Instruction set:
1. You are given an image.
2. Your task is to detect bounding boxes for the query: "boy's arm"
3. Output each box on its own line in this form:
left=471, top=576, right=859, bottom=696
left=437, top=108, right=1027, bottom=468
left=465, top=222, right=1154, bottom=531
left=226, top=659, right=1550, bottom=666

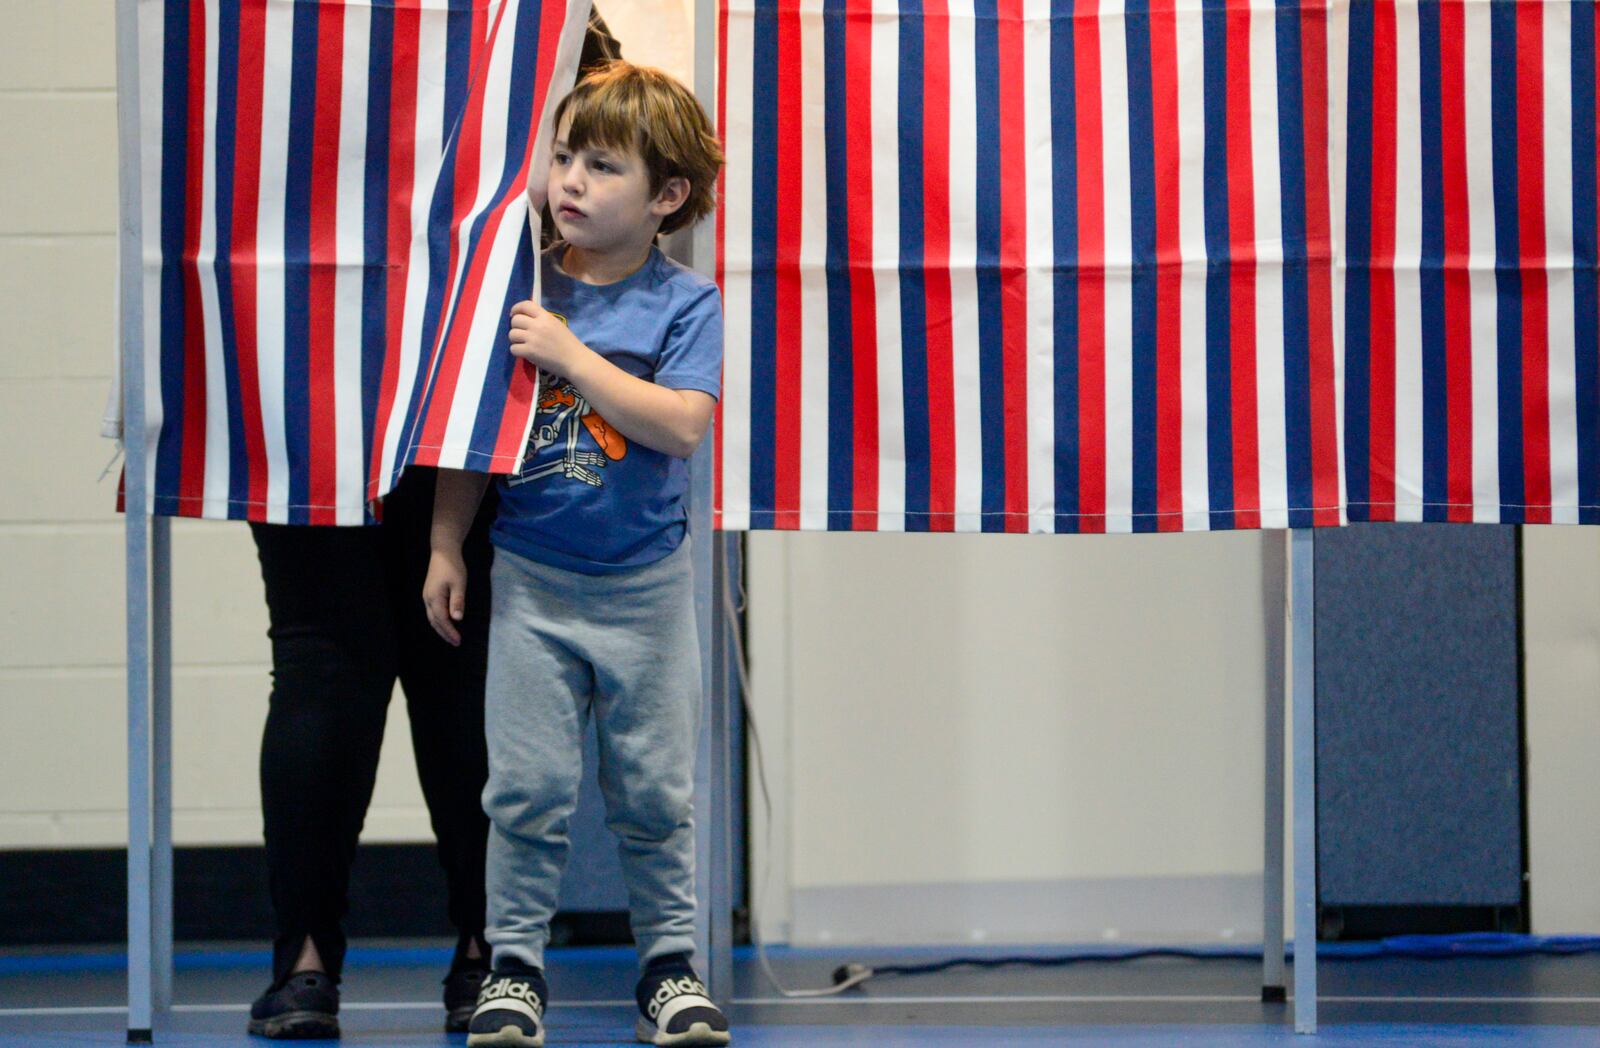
left=424, top=468, right=491, bottom=647
left=508, top=301, right=716, bottom=458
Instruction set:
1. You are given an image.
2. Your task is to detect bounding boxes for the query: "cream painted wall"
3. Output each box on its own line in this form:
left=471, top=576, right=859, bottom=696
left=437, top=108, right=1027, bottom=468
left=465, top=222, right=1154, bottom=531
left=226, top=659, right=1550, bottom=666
left=3, top=0, right=1597, bottom=945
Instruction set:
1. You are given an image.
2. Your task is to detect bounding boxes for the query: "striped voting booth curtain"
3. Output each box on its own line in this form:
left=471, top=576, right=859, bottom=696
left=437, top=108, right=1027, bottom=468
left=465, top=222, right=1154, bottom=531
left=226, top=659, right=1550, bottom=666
left=714, top=0, right=1345, bottom=534
left=1340, top=0, right=1600, bottom=525
left=129, top=0, right=588, bottom=524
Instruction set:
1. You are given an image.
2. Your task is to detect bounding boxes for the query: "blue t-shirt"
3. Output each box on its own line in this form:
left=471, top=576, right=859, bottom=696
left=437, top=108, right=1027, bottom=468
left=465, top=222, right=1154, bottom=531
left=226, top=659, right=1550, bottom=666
left=491, top=244, right=723, bottom=574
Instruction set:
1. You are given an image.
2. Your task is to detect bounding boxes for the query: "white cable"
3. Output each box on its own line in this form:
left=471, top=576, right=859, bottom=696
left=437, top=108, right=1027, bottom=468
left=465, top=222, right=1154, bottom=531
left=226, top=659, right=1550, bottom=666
left=720, top=540, right=874, bottom=997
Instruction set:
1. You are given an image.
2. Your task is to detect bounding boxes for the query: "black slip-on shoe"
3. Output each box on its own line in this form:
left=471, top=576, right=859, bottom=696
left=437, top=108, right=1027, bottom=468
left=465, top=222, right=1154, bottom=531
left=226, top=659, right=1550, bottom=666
left=444, top=962, right=489, bottom=1033
left=247, top=970, right=340, bottom=1040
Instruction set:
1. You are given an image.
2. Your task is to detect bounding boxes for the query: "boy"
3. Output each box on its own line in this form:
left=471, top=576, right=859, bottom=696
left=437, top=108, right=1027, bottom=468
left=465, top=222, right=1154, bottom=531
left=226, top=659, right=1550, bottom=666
left=423, top=62, right=729, bottom=1048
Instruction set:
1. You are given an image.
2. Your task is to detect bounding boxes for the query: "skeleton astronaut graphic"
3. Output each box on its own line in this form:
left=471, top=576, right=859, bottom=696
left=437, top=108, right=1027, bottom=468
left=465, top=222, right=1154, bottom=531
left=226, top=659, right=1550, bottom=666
left=508, top=371, right=628, bottom=489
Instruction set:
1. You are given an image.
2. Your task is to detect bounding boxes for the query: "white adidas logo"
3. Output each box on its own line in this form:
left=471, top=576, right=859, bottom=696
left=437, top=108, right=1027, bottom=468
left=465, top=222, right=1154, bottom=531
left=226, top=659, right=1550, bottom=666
left=478, top=976, right=544, bottom=1016
left=646, top=975, right=710, bottom=1020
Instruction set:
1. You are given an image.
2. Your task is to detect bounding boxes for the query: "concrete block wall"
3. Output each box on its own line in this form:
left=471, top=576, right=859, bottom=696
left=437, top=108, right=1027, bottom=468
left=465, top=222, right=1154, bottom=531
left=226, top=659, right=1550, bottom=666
left=0, top=0, right=434, bottom=850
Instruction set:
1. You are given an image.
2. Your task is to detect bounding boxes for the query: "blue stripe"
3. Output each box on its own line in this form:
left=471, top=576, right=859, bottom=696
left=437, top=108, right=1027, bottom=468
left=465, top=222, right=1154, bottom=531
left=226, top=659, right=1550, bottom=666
left=463, top=0, right=549, bottom=461
left=898, top=2, right=931, bottom=531
left=153, top=0, right=191, bottom=514
left=1574, top=0, right=1600, bottom=522
left=392, top=2, right=476, bottom=487
left=212, top=1, right=249, bottom=518
left=822, top=0, right=854, bottom=528
left=1274, top=0, right=1314, bottom=528
left=1416, top=1, right=1450, bottom=521
left=746, top=0, right=780, bottom=529
left=973, top=0, right=1006, bottom=532
left=1201, top=0, right=1235, bottom=529
left=1124, top=1, right=1159, bottom=533
left=1489, top=2, right=1525, bottom=521
left=359, top=2, right=394, bottom=516
left=1050, top=0, right=1079, bottom=532
left=282, top=2, right=320, bottom=523
left=1341, top=0, right=1375, bottom=519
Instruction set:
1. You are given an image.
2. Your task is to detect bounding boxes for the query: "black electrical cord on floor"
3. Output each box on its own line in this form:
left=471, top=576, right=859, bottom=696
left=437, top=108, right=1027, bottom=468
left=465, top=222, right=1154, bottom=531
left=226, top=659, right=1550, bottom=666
left=828, top=934, right=1600, bottom=989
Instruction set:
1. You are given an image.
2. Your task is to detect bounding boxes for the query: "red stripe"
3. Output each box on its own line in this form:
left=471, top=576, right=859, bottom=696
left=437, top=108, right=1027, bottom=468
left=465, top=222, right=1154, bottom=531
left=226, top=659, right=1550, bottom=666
left=486, top=0, right=581, bottom=472
left=1224, top=4, right=1260, bottom=530
left=1149, top=1, right=1182, bottom=531
left=772, top=4, right=803, bottom=529
left=179, top=0, right=208, bottom=512
left=412, top=2, right=491, bottom=465
left=1074, top=0, right=1106, bottom=533
left=232, top=1, right=270, bottom=519
left=368, top=0, right=420, bottom=501
left=996, top=0, right=1028, bottom=532
left=1439, top=1, right=1474, bottom=522
left=923, top=0, right=955, bottom=532
left=1298, top=0, right=1339, bottom=526
left=1367, top=0, right=1398, bottom=521
left=1516, top=1, right=1552, bottom=523
left=844, top=0, right=878, bottom=530
left=714, top=0, right=730, bottom=530
left=306, top=0, right=346, bottom=524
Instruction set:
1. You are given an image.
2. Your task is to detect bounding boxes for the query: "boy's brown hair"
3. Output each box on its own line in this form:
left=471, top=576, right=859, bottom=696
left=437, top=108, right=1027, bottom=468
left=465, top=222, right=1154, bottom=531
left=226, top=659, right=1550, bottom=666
left=552, top=61, right=725, bottom=236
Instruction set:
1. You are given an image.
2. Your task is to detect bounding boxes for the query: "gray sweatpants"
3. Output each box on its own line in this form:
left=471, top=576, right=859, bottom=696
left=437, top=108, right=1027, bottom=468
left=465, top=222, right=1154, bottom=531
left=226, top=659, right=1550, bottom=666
left=482, top=539, right=701, bottom=971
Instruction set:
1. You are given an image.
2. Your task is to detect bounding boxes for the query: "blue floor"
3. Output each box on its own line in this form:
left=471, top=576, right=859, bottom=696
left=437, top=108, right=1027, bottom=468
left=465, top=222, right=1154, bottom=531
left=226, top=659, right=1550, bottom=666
left=1, top=943, right=1596, bottom=1046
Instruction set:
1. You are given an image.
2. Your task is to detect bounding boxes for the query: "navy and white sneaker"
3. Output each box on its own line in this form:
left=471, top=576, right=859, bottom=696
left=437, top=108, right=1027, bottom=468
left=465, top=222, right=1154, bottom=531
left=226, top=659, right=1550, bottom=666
left=634, top=955, right=730, bottom=1046
left=465, top=964, right=548, bottom=1047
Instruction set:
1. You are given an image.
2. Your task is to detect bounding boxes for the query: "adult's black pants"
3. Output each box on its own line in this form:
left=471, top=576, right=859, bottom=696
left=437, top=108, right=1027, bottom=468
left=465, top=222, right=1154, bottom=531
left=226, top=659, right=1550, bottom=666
left=249, top=467, right=496, bottom=983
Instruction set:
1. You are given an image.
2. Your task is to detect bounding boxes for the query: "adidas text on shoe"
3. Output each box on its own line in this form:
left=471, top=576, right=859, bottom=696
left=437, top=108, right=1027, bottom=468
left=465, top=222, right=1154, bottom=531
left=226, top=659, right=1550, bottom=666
left=635, top=971, right=731, bottom=1046
left=465, top=971, right=546, bottom=1047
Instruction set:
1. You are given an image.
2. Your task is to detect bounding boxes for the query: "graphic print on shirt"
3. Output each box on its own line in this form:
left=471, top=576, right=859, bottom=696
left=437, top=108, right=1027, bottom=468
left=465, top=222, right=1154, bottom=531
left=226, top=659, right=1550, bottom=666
left=507, top=370, right=628, bottom=489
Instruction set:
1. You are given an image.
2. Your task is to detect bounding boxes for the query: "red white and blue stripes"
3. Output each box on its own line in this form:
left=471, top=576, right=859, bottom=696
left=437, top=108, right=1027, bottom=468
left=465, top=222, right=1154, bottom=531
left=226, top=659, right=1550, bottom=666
left=131, top=0, right=588, bottom=523
left=715, top=0, right=1344, bottom=533
left=1340, top=0, right=1599, bottom=524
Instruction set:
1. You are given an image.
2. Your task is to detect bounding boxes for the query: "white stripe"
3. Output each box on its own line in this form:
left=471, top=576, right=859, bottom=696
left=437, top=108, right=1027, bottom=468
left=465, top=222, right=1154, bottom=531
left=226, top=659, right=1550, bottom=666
left=719, top=1, right=755, bottom=530
left=138, top=0, right=167, bottom=513
left=872, top=0, right=905, bottom=532
left=1098, top=0, right=1134, bottom=533
left=946, top=0, right=983, bottom=532
left=1327, top=0, right=1350, bottom=527
left=1023, top=0, right=1057, bottom=531
left=653, top=993, right=716, bottom=1031
left=441, top=202, right=528, bottom=465
left=334, top=1, right=372, bottom=523
left=798, top=0, right=830, bottom=530
left=1174, top=4, right=1210, bottom=531
left=419, top=0, right=522, bottom=466
left=256, top=0, right=295, bottom=523
left=435, top=0, right=523, bottom=464
left=1544, top=0, right=1579, bottom=523
left=1249, top=0, right=1288, bottom=529
left=380, top=10, right=451, bottom=494
left=501, top=0, right=587, bottom=474
left=1392, top=0, right=1425, bottom=520
left=198, top=0, right=232, bottom=518
left=1462, top=3, right=1500, bottom=521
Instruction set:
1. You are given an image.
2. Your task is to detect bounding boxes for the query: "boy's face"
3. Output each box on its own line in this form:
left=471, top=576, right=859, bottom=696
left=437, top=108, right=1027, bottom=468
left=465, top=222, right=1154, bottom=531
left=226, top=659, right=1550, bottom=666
left=546, top=116, right=684, bottom=258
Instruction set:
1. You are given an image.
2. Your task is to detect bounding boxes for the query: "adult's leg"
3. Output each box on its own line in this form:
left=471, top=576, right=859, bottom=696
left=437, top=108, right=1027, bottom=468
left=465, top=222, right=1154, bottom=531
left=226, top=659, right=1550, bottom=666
left=383, top=468, right=496, bottom=948
left=251, top=522, right=398, bottom=983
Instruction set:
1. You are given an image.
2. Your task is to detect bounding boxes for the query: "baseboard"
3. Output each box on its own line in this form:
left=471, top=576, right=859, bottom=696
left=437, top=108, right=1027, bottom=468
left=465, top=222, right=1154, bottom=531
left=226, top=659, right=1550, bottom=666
left=0, top=845, right=628, bottom=948
left=790, top=874, right=1268, bottom=945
